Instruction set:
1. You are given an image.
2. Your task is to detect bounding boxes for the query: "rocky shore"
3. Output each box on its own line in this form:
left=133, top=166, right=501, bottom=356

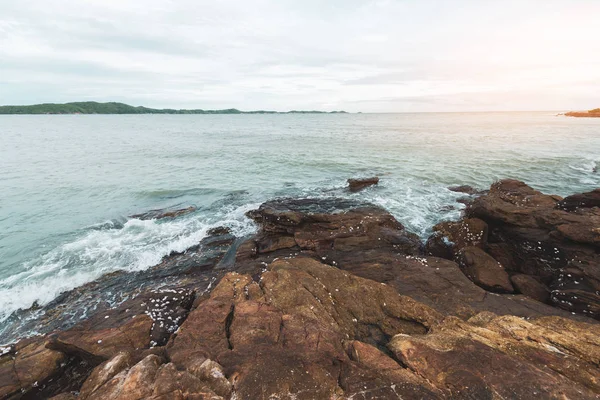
left=1, top=179, right=599, bottom=399
left=565, top=108, right=600, bottom=118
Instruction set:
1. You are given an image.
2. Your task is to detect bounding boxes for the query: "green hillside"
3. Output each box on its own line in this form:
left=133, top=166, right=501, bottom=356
left=0, top=101, right=347, bottom=115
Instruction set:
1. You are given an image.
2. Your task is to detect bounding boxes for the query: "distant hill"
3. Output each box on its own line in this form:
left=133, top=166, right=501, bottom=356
left=0, top=102, right=348, bottom=115
left=565, top=108, right=600, bottom=118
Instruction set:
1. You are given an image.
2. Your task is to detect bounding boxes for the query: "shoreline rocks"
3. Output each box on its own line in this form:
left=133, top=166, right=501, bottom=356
left=2, top=180, right=600, bottom=399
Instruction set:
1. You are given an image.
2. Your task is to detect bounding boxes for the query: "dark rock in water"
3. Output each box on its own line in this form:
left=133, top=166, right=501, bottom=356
left=347, top=176, right=379, bottom=192
left=455, top=246, right=514, bottom=293
left=511, top=274, right=550, bottom=303
left=2, top=188, right=600, bottom=399
left=558, top=188, right=600, bottom=211
left=130, top=205, right=197, bottom=220
left=448, top=184, right=480, bottom=195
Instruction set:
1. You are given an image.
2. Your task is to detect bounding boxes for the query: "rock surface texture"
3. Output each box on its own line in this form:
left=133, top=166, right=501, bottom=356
left=1, top=181, right=599, bottom=399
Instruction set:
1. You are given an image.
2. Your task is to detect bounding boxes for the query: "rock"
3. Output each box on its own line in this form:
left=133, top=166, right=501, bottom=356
left=511, top=274, right=550, bottom=303
left=3, top=188, right=600, bottom=398
left=168, top=258, right=441, bottom=399
left=558, top=188, right=600, bottom=211
left=49, top=394, right=77, bottom=400
left=465, top=179, right=600, bottom=318
left=425, top=218, right=488, bottom=258
left=130, top=206, right=197, bottom=220
left=0, top=339, right=66, bottom=398
left=187, top=359, right=232, bottom=397
left=79, top=352, right=134, bottom=399
left=53, top=313, right=153, bottom=360
left=448, top=184, right=480, bottom=195
left=455, top=246, right=514, bottom=293
left=423, top=231, right=454, bottom=259
left=389, top=313, right=600, bottom=399
left=347, top=176, right=379, bottom=192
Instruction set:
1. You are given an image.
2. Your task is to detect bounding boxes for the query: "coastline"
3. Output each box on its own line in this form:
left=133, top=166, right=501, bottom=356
left=1, top=178, right=599, bottom=399
left=565, top=108, right=600, bottom=118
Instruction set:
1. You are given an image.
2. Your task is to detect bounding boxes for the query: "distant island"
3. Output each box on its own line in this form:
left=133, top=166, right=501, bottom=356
left=0, top=101, right=348, bottom=115
left=565, top=108, right=600, bottom=118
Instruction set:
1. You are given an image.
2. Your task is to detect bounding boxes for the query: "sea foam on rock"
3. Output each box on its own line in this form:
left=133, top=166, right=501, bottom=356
left=1, top=183, right=600, bottom=399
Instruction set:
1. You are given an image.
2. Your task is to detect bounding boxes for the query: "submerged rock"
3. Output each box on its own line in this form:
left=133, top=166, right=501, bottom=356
left=448, top=184, right=481, bottom=195
left=130, top=205, right=197, bottom=220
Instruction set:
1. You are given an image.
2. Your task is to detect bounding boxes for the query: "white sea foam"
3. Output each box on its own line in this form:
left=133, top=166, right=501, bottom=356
left=0, top=204, right=258, bottom=323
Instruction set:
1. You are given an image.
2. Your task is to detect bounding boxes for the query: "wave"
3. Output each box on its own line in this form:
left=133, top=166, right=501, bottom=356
left=568, top=159, right=597, bottom=174
left=0, top=203, right=258, bottom=323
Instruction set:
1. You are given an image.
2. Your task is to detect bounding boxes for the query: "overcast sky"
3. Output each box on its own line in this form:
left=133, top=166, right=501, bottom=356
left=1, top=0, right=599, bottom=112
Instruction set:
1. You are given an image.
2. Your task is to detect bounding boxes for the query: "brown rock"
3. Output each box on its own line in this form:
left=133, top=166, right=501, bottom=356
left=425, top=218, right=488, bottom=258
left=456, top=246, right=514, bottom=293
left=464, top=179, right=600, bottom=318
left=130, top=206, right=197, bottom=220
left=49, top=394, right=77, bottom=400
left=558, top=188, right=600, bottom=211
left=54, top=314, right=152, bottom=360
left=79, top=352, right=134, bottom=399
left=348, top=176, right=379, bottom=192
left=187, top=359, right=232, bottom=397
left=169, top=258, right=441, bottom=399
left=511, top=274, right=550, bottom=303
left=448, top=184, right=480, bottom=195
left=389, top=314, right=600, bottom=399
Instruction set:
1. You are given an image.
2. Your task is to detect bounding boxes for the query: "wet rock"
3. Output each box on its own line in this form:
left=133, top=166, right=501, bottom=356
left=511, top=274, right=550, bottom=303
left=456, top=246, right=514, bottom=293
left=145, top=289, right=195, bottom=347
left=425, top=218, right=488, bottom=258
left=347, top=176, right=379, bottom=192
left=130, top=206, right=197, bottom=220
left=558, top=188, right=600, bottom=211
left=423, top=231, right=454, bottom=259
left=448, top=184, right=480, bottom=195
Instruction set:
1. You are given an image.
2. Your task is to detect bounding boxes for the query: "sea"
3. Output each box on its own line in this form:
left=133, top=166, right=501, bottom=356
left=1, top=112, right=599, bottom=340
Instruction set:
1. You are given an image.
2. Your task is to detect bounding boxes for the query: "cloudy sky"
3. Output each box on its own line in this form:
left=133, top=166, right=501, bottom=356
left=1, top=0, right=599, bottom=112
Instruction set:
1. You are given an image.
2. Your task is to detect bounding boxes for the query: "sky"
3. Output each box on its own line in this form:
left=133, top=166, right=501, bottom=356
left=1, top=0, right=599, bottom=112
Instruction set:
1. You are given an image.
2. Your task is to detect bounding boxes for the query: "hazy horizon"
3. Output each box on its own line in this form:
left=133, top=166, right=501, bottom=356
left=1, top=0, right=599, bottom=112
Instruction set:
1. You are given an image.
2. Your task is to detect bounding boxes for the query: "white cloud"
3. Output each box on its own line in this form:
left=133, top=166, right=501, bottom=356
left=0, top=0, right=599, bottom=111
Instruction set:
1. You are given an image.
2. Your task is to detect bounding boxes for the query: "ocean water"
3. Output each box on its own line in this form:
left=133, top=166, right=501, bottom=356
left=1, top=112, right=599, bottom=336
